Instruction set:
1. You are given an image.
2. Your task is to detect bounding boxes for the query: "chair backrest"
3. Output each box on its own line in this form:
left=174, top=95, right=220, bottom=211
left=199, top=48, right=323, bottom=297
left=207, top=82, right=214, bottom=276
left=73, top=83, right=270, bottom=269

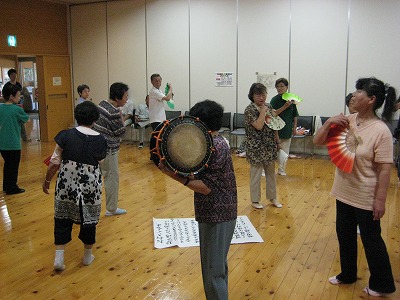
left=221, top=112, right=232, bottom=130
left=233, top=113, right=245, bottom=130
left=297, top=116, right=314, bottom=135
left=166, top=110, right=181, bottom=120
left=388, top=118, right=399, bottom=135
left=320, top=116, right=329, bottom=125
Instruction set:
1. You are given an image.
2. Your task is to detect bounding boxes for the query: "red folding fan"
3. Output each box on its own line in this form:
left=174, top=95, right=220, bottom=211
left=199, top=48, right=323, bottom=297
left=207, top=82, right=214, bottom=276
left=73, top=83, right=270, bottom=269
left=43, top=155, right=51, bottom=166
left=326, top=124, right=358, bottom=173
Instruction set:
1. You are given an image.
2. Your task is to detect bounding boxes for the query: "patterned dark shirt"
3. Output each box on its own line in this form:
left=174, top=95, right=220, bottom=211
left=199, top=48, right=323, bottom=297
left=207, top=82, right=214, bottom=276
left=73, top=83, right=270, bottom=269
left=54, top=128, right=107, bottom=225
left=93, top=100, right=126, bottom=154
left=244, top=102, right=277, bottom=165
left=194, top=135, right=238, bottom=223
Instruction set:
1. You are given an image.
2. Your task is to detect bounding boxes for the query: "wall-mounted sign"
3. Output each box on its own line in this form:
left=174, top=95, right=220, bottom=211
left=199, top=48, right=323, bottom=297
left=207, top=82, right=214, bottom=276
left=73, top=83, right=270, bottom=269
left=256, top=72, right=277, bottom=89
left=215, top=72, right=233, bottom=87
left=53, top=77, right=62, bottom=86
left=7, top=35, right=17, bottom=47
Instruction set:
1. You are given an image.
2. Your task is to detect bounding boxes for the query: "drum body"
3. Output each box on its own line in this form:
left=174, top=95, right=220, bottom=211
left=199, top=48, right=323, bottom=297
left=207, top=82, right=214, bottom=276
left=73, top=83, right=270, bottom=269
left=150, top=116, right=214, bottom=175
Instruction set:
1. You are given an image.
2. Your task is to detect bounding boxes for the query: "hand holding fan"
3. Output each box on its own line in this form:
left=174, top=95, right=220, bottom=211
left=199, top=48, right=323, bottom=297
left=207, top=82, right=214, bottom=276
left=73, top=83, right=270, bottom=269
left=165, top=83, right=175, bottom=109
left=43, top=155, right=51, bottom=166
left=265, top=110, right=285, bottom=130
left=326, top=124, right=358, bottom=173
left=282, top=92, right=303, bottom=104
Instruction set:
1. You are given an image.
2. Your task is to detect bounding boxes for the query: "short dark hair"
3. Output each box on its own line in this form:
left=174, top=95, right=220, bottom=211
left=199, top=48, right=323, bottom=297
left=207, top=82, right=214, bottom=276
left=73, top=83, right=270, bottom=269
left=109, top=82, right=129, bottom=101
left=345, top=93, right=353, bottom=107
left=275, top=78, right=289, bottom=87
left=150, top=74, right=161, bottom=82
left=77, top=84, right=90, bottom=95
left=7, top=68, right=17, bottom=77
left=75, top=101, right=99, bottom=126
left=248, top=83, right=267, bottom=102
left=2, top=83, right=21, bottom=101
left=189, top=99, right=224, bottom=131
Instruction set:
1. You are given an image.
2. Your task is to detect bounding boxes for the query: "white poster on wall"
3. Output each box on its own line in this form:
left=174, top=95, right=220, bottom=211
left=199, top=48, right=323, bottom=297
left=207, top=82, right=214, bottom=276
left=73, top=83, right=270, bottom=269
left=153, top=215, right=263, bottom=249
left=53, top=77, right=62, bottom=86
left=256, top=72, right=276, bottom=89
left=215, top=72, right=233, bottom=87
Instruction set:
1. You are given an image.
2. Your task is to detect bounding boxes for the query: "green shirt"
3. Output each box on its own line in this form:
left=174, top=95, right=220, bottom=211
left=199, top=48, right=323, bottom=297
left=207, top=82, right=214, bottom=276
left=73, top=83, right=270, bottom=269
left=270, top=94, right=299, bottom=139
left=0, top=104, right=29, bottom=150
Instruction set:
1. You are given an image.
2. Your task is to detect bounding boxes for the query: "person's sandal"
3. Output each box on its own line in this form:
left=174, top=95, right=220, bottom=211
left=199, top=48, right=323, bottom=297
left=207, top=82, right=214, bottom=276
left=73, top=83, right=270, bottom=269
left=328, top=276, right=342, bottom=285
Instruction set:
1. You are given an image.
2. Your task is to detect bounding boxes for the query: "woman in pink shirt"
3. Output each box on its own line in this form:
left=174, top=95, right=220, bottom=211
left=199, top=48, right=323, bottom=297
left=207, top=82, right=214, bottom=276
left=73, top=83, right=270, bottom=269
left=314, top=77, right=397, bottom=297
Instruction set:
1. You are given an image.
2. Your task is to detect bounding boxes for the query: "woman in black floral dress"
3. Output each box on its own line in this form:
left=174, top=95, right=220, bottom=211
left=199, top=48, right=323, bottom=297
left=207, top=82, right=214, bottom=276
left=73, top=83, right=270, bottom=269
left=245, top=83, right=282, bottom=209
left=43, top=101, right=107, bottom=271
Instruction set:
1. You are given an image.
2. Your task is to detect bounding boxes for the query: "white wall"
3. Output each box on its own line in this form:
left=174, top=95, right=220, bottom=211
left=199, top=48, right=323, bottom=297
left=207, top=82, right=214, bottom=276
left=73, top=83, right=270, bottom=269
left=290, top=0, right=348, bottom=117
left=238, top=0, right=290, bottom=112
left=347, top=0, right=400, bottom=120
left=69, top=0, right=400, bottom=118
left=108, top=0, right=147, bottom=104
left=190, top=0, right=237, bottom=113
left=70, top=2, right=108, bottom=104
left=146, top=0, right=190, bottom=112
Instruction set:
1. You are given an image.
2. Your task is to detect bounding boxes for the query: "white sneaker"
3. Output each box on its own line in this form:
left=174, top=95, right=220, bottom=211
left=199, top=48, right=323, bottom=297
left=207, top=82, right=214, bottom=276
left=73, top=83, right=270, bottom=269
left=251, top=202, right=263, bottom=209
left=105, top=208, right=127, bottom=216
left=138, top=143, right=144, bottom=149
left=270, top=199, right=282, bottom=208
left=261, top=170, right=265, bottom=177
left=278, top=170, right=287, bottom=176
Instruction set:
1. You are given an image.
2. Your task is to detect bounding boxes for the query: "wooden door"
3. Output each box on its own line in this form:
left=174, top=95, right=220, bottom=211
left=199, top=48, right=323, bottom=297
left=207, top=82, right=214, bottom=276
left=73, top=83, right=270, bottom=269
left=36, top=56, right=73, bottom=142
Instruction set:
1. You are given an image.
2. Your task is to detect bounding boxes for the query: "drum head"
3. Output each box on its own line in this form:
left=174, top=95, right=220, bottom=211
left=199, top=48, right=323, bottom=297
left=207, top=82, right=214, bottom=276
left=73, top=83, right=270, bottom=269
left=150, top=116, right=213, bottom=175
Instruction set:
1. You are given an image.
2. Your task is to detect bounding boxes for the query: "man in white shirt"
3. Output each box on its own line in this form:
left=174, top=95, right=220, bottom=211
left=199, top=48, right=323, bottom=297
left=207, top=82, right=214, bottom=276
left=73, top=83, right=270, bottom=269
left=148, top=73, right=173, bottom=130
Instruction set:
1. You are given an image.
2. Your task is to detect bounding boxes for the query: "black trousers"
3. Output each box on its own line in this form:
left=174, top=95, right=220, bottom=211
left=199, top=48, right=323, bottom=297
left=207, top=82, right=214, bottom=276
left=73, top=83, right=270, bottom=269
left=54, top=218, right=96, bottom=245
left=0, top=149, right=21, bottom=192
left=54, top=197, right=96, bottom=245
left=335, top=200, right=395, bottom=293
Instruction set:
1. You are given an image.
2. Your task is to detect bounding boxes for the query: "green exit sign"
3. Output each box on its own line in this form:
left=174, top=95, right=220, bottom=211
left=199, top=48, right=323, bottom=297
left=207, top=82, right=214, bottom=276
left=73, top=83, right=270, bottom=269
left=7, top=35, right=17, bottom=47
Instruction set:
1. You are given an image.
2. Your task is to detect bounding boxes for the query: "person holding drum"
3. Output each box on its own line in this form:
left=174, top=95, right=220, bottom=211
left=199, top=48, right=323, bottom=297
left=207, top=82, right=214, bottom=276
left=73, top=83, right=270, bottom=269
left=157, top=100, right=237, bottom=300
left=245, top=83, right=282, bottom=209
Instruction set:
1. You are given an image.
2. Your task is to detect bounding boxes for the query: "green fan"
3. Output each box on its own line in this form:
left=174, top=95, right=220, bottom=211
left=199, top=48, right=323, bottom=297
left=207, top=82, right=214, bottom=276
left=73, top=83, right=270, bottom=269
left=165, top=83, right=175, bottom=109
left=282, top=92, right=303, bottom=104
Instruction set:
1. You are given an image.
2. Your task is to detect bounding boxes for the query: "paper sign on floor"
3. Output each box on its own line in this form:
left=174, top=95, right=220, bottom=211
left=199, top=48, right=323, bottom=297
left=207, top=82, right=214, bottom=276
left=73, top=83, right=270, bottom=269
left=153, top=215, right=263, bottom=249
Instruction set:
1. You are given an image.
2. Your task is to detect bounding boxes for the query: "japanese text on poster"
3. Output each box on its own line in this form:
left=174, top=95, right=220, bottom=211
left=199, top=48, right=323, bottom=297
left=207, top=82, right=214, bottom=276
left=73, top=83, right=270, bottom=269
left=153, top=215, right=263, bottom=249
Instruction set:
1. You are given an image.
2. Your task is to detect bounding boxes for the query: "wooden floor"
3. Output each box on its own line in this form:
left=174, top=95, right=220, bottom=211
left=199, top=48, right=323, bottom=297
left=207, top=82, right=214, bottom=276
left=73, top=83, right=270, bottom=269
left=1, top=121, right=399, bottom=299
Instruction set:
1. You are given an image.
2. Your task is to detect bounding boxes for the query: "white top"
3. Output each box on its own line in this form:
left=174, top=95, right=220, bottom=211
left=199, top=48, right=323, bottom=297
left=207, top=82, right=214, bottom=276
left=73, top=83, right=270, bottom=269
left=149, top=86, right=166, bottom=123
left=331, top=113, right=393, bottom=210
left=121, top=98, right=134, bottom=116
left=135, top=103, right=149, bottom=121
